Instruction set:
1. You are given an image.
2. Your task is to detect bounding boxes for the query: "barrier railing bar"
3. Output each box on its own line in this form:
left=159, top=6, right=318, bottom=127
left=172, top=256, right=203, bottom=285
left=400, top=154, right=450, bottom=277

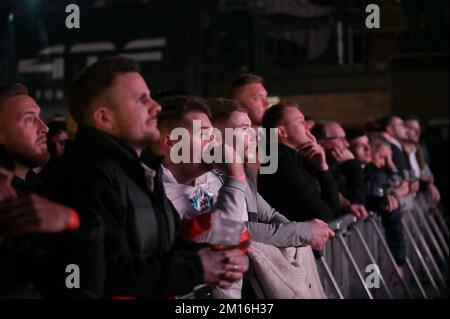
left=319, top=210, right=448, bottom=299
left=435, top=208, right=449, bottom=238
left=401, top=217, right=441, bottom=297
left=404, top=211, right=448, bottom=293
left=405, top=257, right=428, bottom=299
left=368, top=216, right=414, bottom=298
left=354, top=224, right=394, bottom=299
left=413, top=198, right=448, bottom=263
left=426, top=212, right=450, bottom=257
left=415, top=194, right=450, bottom=257
left=336, top=233, right=374, bottom=299
left=317, top=255, right=345, bottom=299
left=328, top=214, right=357, bottom=232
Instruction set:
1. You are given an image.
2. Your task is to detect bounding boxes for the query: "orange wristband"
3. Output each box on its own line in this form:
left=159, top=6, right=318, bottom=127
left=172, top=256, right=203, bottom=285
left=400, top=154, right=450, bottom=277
left=227, top=174, right=246, bottom=182
left=66, top=209, right=80, bottom=231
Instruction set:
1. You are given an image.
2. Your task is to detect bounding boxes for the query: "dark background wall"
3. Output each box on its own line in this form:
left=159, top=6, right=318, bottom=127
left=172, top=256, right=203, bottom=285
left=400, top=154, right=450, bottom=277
left=1, top=0, right=448, bottom=209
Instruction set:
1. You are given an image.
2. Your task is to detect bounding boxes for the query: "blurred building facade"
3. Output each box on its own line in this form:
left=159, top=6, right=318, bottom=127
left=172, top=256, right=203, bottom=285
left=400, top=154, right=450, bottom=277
left=0, top=0, right=448, bottom=125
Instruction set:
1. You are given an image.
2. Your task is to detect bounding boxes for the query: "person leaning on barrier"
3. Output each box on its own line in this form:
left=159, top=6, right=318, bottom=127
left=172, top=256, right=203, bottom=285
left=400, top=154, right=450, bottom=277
left=349, top=130, right=407, bottom=274
left=0, top=84, right=84, bottom=298
left=45, top=57, right=248, bottom=298
left=311, top=121, right=368, bottom=220
left=348, top=129, right=400, bottom=213
left=258, top=102, right=341, bottom=223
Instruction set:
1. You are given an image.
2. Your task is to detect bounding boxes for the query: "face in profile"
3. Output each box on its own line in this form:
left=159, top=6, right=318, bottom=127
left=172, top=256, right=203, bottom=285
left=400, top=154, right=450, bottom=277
left=320, top=123, right=349, bottom=153
left=48, top=130, right=69, bottom=159
left=185, top=111, right=216, bottom=166
left=371, top=141, right=392, bottom=167
left=164, top=110, right=216, bottom=170
left=405, top=119, right=421, bottom=144
left=218, top=111, right=258, bottom=162
left=0, top=95, right=50, bottom=168
left=278, top=107, right=311, bottom=150
left=389, top=117, right=408, bottom=142
left=350, top=135, right=371, bottom=165
left=106, top=72, right=162, bottom=149
left=235, top=83, right=269, bottom=126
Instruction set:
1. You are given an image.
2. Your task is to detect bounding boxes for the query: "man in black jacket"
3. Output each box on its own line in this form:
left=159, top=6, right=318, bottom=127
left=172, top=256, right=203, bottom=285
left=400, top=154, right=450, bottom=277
left=0, top=83, right=82, bottom=298
left=258, top=102, right=340, bottom=222
left=378, top=116, right=412, bottom=177
left=46, top=56, right=248, bottom=298
left=312, top=121, right=368, bottom=220
left=348, top=130, right=407, bottom=213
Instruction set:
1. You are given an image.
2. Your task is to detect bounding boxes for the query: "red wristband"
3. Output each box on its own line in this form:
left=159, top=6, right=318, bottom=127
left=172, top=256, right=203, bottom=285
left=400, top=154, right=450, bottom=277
left=66, top=209, right=80, bottom=231
left=227, top=174, right=246, bottom=182
left=112, top=296, right=136, bottom=299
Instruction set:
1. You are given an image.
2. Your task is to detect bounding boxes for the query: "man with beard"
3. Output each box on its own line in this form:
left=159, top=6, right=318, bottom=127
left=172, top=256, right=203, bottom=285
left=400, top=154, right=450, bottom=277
left=0, top=83, right=81, bottom=298
left=403, top=116, right=440, bottom=204
left=46, top=57, right=248, bottom=298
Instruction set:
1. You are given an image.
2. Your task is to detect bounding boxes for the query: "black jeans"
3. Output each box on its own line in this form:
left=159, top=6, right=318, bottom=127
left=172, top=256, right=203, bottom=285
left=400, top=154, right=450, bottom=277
left=381, top=210, right=406, bottom=267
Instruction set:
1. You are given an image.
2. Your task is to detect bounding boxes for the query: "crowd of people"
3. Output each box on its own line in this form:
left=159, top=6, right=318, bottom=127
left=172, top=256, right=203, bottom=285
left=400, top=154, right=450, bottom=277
left=0, top=56, right=443, bottom=298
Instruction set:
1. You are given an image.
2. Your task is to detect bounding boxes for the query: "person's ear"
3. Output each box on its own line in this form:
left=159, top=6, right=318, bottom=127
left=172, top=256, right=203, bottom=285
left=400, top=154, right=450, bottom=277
left=92, top=106, right=115, bottom=131
left=277, top=125, right=288, bottom=139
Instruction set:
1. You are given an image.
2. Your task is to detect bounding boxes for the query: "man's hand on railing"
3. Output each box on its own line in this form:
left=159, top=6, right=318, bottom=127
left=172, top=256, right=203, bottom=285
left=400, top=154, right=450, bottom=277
left=409, top=180, right=420, bottom=194
left=343, top=204, right=368, bottom=220
left=385, top=195, right=399, bottom=212
left=308, top=219, right=335, bottom=251
left=392, top=181, right=409, bottom=197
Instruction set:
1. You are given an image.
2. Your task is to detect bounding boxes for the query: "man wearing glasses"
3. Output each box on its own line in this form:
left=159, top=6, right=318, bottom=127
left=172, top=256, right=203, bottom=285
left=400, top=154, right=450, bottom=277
left=312, top=121, right=368, bottom=220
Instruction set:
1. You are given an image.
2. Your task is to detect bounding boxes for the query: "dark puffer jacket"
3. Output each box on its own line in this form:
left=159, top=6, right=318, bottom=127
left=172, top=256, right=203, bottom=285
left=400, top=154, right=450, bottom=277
left=45, top=125, right=204, bottom=298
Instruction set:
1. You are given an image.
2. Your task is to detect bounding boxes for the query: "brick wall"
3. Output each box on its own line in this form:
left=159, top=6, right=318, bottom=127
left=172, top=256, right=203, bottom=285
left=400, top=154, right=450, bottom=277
left=281, top=90, right=391, bottom=127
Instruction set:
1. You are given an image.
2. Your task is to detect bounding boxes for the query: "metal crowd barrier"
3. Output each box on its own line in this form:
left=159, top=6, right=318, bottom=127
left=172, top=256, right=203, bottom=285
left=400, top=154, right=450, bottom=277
left=316, top=193, right=449, bottom=299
